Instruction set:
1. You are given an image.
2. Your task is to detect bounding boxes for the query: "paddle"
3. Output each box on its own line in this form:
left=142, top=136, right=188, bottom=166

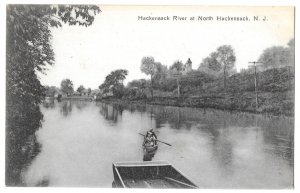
left=139, top=133, right=172, bottom=146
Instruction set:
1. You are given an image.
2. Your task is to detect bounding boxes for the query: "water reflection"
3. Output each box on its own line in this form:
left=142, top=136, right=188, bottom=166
left=43, top=98, right=55, bottom=109
left=97, top=103, right=123, bottom=123
left=59, top=100, right=92, bottom=117
left=22, top=101, right=293, bottom=188
left=60, top=100, right=72, bottom=116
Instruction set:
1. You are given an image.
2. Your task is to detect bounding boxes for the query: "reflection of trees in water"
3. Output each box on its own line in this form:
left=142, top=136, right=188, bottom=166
left=42, top=99, right=55, bottom=109
left=126, top=103, right=147, bottom=113
left=98, top=103, right=124, bottom=123
left=60, top=100, right=73, bottom=117
left=259, top=116, right=294, bottom=167
left=6, top=102, right=42, bottom=186
left=144, top=105, right=293, bottom=168
left=144, top=106, right=196, bottom=130
left=74, top=101, right=89, bottom=110
left=59, top=100, right=90, bottom=116
left=98, top=102, right=293, bottom=168
left=210, top=120, right=234, bottom=176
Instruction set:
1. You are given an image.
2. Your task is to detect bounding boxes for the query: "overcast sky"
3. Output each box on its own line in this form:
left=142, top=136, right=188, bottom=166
left=38, top=5, right=294, bottom=89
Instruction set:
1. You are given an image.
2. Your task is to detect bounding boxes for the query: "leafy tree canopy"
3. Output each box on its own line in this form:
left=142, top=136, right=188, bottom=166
left=77, top=85, right=85, bottom=94
left=153, top=62, right=168, bottom=86
left=7, top=4, right=100, bottom=103
left=170, top=60, right=184, bottom=72
left=61, top=79, right=74, bottom=95
left=99, top=69, right=128, bottom=92
left=45, top=85, right=60, bottom=97
left=87, top=88, right=92, bottom=95
left=140, top=56, right=157, bottom=76
left=258, top=39, right=294, bottom=70
left=199, top=45, right=236, bottom=74
left=127, top=79, right=148, bottom=89
left=215, top=45, right=236, bottom=71
left=6, top=5, right=100, bottom=185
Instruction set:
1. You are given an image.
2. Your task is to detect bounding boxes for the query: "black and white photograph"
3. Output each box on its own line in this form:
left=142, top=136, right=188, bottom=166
left=3, top=3, right=295, bottom=189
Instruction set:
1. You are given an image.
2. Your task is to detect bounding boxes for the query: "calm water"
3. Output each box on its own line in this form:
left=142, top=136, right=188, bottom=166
left=22, top=100, right=294, bottom=188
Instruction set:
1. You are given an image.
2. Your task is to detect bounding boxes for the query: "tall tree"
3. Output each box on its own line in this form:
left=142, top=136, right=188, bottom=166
left=61, top=79, right=74, bottom=96
left=258, top=39, right=295, bottom=90
left=127, top=79, right=147, bottom=90
left=153, top=62, right=168, bottom=87
left=258, top=38, right=294, bottom=71
left=216, top=45, right=236, bottom=92
left=170, top=60, right=184, bottom=72
left=45, top=86, right=60, bottom=97
left=6, top=5, right=100, bottom=186
left=77, top=85, right=85, bottom=95
left=169, top=60, right=184, bottom=97
left=199, top=45, right=236, bottom=92
left=87, top=88, right=92, bottom=95
left=258, top=46, right=289, bottom=70
left=99, top=69, right=128, bottom=98
left=140, top=56, right=158, bottom=99
left=198, top=52, right=221, bottom=76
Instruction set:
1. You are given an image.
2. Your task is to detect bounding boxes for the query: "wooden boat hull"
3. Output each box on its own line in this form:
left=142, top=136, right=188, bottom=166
left=143, top=144, right=158, bottom=153
left=112, top=161, right=198, bottom=189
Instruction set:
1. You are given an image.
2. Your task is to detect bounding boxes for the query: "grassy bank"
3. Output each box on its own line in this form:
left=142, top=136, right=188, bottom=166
left=98, top=67, right=294, bottom=117
left=97, top=90, right=294, bottom=117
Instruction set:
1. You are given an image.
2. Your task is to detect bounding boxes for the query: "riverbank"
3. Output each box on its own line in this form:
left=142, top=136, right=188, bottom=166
left=61, top=96, right=94, bottom=101
left=97, top=92, right=294, bottom=117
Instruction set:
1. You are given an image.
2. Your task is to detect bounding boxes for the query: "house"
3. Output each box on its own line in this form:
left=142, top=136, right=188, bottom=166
left=73, top=91, right=81, bottom=96
left=81, top=89, right=89, bottom=96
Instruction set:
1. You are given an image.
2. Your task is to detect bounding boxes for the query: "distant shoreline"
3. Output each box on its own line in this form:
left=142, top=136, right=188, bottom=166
left=96, top=96, right=294, bottom=118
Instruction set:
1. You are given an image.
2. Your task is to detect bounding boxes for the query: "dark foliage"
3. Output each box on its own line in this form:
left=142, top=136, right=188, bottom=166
left=6, top=4, right=100, bottom=186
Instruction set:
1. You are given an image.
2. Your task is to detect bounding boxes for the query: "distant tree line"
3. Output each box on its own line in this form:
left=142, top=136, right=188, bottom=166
left=97, top=39, right=294, bottom=103
left=44, top=79, right=95, bottom=97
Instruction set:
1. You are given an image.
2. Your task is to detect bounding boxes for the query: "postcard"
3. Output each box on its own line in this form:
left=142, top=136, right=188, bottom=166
left=5, top=4, right=295, bottom=189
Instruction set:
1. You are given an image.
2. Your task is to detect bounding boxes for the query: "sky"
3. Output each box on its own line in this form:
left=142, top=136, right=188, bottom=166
left=38, top=5, right=294, bottom=90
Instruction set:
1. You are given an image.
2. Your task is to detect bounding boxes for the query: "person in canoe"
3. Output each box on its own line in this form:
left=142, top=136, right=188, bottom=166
left=142, top=129, right=158, bottom=161
left=143, top=129, right=157, bottom=147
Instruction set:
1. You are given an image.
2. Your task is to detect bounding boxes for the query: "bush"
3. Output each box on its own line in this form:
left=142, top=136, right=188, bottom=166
left=124, top=88, right=147, bottom=100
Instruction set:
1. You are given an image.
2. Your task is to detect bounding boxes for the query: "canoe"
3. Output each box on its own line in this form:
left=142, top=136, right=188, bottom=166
left=112, top=161, right=198, bottom=188
left=143, top=144, right=158, bottom=153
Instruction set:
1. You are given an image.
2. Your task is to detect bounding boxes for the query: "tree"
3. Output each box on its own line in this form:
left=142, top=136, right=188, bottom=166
left=6, top=5, right=100, bottom=185
left=127, top=79, right=147, bottom=90
left=140, top=56, right=158, bottom=99
left=77, top=85, right=85, bottom=95
left=258, top=38, right=294, bottom=71
left=87, top=88, right=92, bottom=95
left=258, top=38, right=294, bottom=90
left=198, top=52, right=222, bottom=76
left=169, top=60, right=185, bottom=97
left=45, top=86, right=60, bottom=97
left=170, top=60, right=184, bottom=72
left=153, top=62, right=168, bottom=88
left=258, top=46, right=289, bottom=70
left=99, top=69, right=128, bottom=98
left=199, top=45, right=236, bottom=93
left=215, top=45, right=236, bottom=92
left=61, top=79, right=74, bottom=96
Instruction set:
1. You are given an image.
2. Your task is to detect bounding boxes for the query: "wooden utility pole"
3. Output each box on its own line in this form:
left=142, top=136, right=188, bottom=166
left=172, top=72, right=182, bottom=98
left=248, top=61, right=263, bottom=111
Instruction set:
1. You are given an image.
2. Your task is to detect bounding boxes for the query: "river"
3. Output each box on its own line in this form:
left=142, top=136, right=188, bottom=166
left=22, top=100, right=294, bottom=188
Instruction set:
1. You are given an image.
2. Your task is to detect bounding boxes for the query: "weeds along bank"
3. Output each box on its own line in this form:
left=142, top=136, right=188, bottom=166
left=98, top=67, right=294, bottom=117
